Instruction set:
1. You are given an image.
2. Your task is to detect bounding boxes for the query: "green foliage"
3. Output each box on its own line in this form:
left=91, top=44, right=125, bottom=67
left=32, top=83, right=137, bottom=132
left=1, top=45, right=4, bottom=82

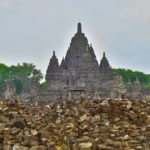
left=39, top=82, right=48, bottom=90
left=112, top=68, right=150, bottom=88
left=0, top=63, right=43, bottom=94
left=13, top=79, right=23, bottom=94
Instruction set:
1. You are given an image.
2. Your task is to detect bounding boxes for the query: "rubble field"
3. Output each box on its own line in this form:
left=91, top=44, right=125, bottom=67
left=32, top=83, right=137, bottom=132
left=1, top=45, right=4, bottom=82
left=0, top=98, right=150, bottom=150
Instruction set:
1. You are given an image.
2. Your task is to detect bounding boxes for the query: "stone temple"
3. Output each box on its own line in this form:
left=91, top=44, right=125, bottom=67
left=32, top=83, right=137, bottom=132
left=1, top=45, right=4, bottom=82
left=45, top=23, right=114, bottom=99
left=45, top=23, right=150, bottom=100
left=1, top=23, right=149, bottom=101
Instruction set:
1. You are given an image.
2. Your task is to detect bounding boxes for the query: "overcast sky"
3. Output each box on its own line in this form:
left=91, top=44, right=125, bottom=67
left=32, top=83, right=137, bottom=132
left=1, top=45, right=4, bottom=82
left=0, top=0, right=150, bottom=75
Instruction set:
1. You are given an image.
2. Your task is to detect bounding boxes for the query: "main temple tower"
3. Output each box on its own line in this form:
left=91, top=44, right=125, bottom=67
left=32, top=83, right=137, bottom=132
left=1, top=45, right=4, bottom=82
left=46, top=23, right=113, bottom=98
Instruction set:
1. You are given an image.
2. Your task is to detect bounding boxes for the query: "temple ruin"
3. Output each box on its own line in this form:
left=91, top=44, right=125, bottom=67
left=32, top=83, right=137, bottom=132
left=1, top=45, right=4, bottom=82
left=44, top=23, right=150, bottom=100
left=2, top=23, right=150, bottom=101
left=44, top=23, right=129, bottom=100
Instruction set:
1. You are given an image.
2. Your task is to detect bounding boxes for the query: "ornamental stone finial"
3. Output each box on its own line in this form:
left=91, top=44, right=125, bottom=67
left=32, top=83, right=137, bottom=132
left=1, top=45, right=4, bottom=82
left=77, top=22, right=82, bottom=33
left=103, top=52, right=105, bottom=58
left=53, top=50, right=55, bottom=56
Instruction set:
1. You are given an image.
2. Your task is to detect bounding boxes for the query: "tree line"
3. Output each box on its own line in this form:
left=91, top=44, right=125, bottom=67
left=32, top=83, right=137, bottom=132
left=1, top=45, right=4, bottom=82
left=0, top=63, right=150, bottom=95
left=112, top=68, right=150, bottom=88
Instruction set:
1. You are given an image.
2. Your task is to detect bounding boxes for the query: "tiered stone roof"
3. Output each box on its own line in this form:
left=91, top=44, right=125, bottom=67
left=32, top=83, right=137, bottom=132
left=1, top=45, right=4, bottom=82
left=45, top=23, right=114, bottom=97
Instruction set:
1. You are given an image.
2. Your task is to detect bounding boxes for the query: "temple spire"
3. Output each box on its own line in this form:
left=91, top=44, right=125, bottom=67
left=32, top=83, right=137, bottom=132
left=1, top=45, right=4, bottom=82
left=77, top=22, right=82, bottom=33
left=103, top=52, right=105, bottom=58
left=53, top=50, right=55, bottom=56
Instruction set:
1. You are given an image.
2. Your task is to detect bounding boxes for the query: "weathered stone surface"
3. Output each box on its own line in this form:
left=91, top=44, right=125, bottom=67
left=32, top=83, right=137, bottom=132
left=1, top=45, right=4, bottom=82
left=44, top=23, right=150, bottom=100
left=0, top=98, right=150, bottom=149
left=3, top=80, right=16, bottom=100
left=21, top=76, right=41, bottom=100
left=45, top=23, right=114, bottom=100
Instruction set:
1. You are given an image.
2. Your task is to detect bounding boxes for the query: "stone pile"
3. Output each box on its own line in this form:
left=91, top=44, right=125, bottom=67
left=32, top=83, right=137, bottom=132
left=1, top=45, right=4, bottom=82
left=0, top=98, right=150, bottom=150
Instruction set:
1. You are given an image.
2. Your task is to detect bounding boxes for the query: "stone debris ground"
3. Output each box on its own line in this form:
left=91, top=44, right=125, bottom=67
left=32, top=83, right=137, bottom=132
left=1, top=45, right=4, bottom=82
left=0, top=98, right=150, bottom=150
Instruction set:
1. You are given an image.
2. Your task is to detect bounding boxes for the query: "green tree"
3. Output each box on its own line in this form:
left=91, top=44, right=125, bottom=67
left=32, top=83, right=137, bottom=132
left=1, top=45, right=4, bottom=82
left=113, top=68, right=150, bottom=88
left=39, top=82, right=48, bottom=90
left=0, top=63, right=43, bottom=94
